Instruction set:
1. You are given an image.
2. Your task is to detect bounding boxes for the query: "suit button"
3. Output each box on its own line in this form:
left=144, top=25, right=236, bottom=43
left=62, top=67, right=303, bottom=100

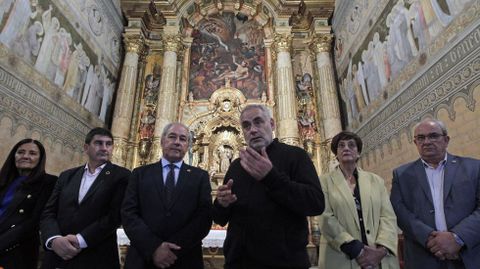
left=367, top=230, right=370, bottom=234
left=19, top=209, right=24, bottom=214
left=166, top=212, right=171, bottom=217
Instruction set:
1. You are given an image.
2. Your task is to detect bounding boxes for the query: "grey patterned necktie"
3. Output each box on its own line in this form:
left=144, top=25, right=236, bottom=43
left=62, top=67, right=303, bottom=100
left=165, top=163, right=176, bottom=204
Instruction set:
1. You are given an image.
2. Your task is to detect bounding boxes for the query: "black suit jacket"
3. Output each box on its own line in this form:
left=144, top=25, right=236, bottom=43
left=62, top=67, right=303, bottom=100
left=121, top=161, right=212, bottom=269
left=40, top=162, right=130, bottom=269
left=0, top=173, right=56, bottom=269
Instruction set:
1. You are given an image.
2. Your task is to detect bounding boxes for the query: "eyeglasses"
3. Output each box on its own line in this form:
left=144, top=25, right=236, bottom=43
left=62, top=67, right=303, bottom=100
left=414, top=133, right=445, bottom=143
left=338, top=141, right=357, bottom=149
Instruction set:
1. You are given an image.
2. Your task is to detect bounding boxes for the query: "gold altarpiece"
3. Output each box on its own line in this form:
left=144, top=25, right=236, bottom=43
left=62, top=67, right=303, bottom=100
left=115, top=0, right=338, bottom=267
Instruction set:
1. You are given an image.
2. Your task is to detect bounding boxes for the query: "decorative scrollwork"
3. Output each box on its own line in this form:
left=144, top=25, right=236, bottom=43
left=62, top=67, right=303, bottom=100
left=310, top=34, right=333, bottom=54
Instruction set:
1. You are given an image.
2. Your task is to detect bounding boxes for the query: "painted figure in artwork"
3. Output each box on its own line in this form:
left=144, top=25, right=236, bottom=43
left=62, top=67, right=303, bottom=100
left=189, top=12, right=266, bottom=100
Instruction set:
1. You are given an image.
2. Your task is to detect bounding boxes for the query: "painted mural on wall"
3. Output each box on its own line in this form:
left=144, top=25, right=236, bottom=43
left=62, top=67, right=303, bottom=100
left=188, top=12, right=266, bottom=100
left=0, top=0, right=121, bottom=123
left=338, top=0, right=474, bottom=124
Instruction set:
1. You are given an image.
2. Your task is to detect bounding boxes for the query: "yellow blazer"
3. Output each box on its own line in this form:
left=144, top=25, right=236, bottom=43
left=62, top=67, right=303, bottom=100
left=318, top=167, right=399, bottom=269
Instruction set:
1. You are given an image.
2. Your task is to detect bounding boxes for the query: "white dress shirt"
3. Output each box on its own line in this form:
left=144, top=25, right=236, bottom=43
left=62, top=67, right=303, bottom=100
left=78, top=163, right=106, bottom=203
left=422, top=155, right=447, bottom=231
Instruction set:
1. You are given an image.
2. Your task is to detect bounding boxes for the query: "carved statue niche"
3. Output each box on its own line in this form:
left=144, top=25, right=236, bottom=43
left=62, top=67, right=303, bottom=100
left=186, top=84, right=247, bottom=190
left=208, top=128, right=242, bottom=187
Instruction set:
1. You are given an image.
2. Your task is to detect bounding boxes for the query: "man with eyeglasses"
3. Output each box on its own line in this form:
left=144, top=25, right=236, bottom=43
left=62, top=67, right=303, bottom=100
left=391, top=119, right=480, bottom=269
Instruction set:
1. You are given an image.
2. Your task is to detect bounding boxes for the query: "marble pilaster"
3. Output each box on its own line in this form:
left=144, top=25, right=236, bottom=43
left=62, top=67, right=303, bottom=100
left=310, top=34, right=342, bottom=170
left=272, top=33, right=299, bottom=146
left=151, top=34, right=183, bottom=161
left=111, top=34, right=144, bottom=166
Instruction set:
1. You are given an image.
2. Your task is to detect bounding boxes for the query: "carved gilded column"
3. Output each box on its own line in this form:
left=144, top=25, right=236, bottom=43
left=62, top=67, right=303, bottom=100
left=310, top=34, right=342, bottom=170
left=272, top=33, right=299, bottom=146
left=127, top=47, right=149, bottom=169
left=263, top=38, right=275, bottom=105
left=111, top=34, right=144, bottom=166
left=179, top=37, right=193, bottom=112
left=151, top=34, right=183, bottom=161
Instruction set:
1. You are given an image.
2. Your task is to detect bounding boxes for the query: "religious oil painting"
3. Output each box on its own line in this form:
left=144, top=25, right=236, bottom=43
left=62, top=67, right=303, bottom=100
left=189, top=12, right=266, bottom=100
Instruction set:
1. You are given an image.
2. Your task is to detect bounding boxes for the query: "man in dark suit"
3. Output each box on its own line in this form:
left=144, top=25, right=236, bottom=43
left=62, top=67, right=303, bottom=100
left=121, top=122, right=212, bottom=269
left=40, top=127, right=130, bottom=269
left=391, top=119, right=480, bottom=269
left=213, top=104, right=325, bottom=269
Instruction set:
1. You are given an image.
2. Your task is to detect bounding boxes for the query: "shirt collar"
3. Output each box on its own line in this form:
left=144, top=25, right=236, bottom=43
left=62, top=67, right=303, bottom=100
left=421, top=153, right=448, bottom=169
left=161, top=158, right=183, bottom=169
left=84, top=163, right=107, bottom=175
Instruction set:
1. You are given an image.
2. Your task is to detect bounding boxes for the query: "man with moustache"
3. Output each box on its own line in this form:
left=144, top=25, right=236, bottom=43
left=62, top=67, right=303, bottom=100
left=391, top=119, right=480, bottom=269
left=40, top=127, right=130, bottom=268
left=213, top=104, right=325, bottom=269
left=122, top=123, right=212, bottom=269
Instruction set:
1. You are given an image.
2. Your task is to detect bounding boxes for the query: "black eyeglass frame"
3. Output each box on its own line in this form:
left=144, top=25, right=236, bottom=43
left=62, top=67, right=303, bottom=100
left=414, top=133, right=446, bottom=142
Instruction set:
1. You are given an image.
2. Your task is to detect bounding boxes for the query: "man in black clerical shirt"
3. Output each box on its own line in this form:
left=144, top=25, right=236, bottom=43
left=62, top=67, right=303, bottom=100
left=213, top=104, right=325, bottom=269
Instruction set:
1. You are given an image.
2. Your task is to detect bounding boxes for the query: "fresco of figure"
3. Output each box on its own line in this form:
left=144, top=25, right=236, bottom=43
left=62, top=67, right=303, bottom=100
left=82, top=65, right=102, bottom=115
left=51, top=28, right=73, bottom=86
left=362, top=47, right=381, bottom=102
left=386, top=1, right=416, bottom=80
left=10, top=21, right=44, bottom=64
left=35, top=6, right=61, bottom=75
left=356, top=62, right=369, bottom=106
left=352, top=64, right=366, bottom=111
left=421, top=0, right=447, bottom=38
left=409, top=0, right=430, bottom=53
left=0, top=0, right=32, bottom=48
left=372, top=33, right=388, bottom=89
left=100, top=76, right=114, bottom=122
left=64, top=43, right=90, bottom=103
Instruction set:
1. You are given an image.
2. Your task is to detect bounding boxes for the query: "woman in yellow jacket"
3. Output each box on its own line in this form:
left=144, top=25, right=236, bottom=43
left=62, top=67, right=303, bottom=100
left=318, top=131, right=399, bottom=269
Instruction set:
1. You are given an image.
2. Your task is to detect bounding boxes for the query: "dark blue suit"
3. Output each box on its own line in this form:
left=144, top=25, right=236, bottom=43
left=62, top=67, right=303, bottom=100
left=391, top=154, right=480, bottom=269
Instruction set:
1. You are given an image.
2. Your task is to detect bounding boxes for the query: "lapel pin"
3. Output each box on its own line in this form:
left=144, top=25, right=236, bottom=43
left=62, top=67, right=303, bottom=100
left=187, top=169, right=191, bottom=172
left=451, top=160, right=457, bottom=163
left=106, top=171, right=111, bottom=175
left=27, top=194, right=32, bottom=199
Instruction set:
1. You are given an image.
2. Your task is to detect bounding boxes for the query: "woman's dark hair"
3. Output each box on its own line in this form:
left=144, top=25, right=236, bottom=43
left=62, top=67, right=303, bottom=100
left=331, top=131, right=363, bottom=155
left=0, top=139, right=47, bottom=189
